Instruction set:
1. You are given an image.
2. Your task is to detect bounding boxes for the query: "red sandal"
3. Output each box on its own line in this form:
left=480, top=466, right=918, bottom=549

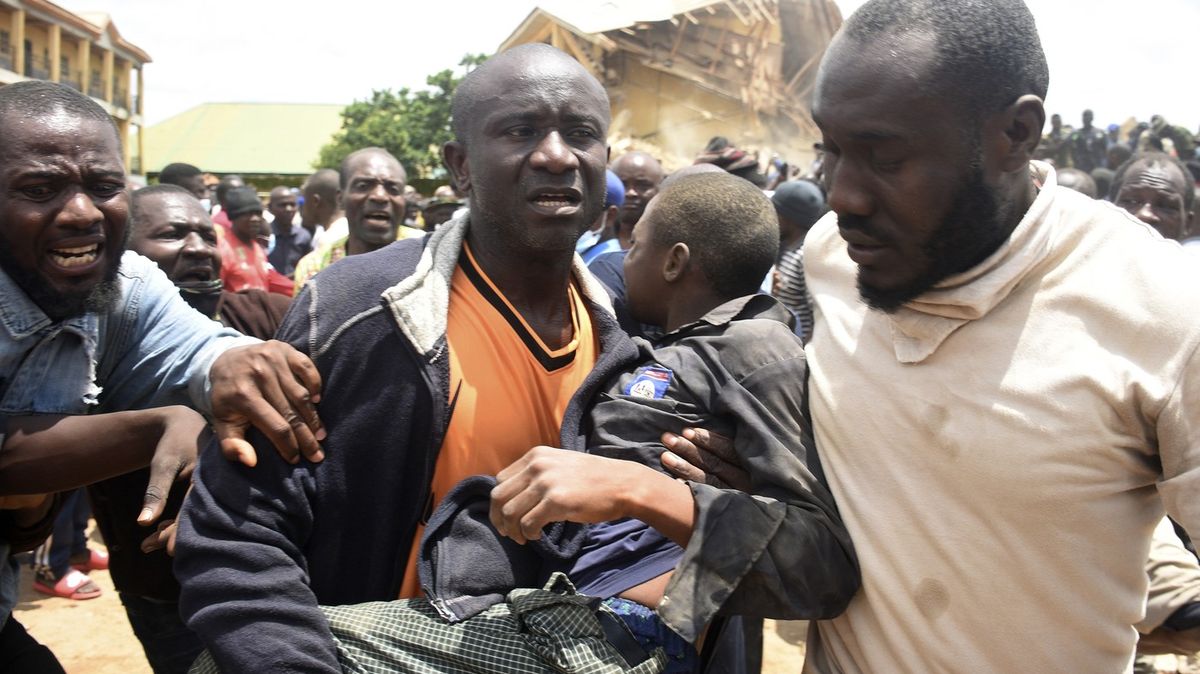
left=70, top=548, right=109, bottom=572
left=33, top=568, right=102, bottom=600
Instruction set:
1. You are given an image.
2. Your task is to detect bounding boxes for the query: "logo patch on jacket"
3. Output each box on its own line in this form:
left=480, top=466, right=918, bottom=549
left=624, top=365, right=672, bottom=399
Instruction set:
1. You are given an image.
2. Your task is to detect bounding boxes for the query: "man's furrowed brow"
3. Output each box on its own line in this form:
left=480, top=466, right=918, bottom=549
left=562, top=111, right=605, bottom=127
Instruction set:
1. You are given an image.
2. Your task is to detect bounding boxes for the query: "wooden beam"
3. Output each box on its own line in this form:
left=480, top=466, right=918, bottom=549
left=557, top=28, right=599, bottom=75
left=667, top=21, right=688, bottom=63
left=784, top=51, right=822, bottom=94
left=723, top=0, right=750, bottom=25
left=708, top=25, right=729, bottom=74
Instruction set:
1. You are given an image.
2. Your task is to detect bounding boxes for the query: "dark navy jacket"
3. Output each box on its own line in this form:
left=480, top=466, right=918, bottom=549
left=174, top=214, right=640, bottom=673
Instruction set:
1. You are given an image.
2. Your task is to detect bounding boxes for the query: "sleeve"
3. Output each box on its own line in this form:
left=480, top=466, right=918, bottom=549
left=1156, top=339, right=1200, bottom=539
left=172, top=289, right=341, bottom=673
left=0, top=492, right=63, bottom=554
left=99, top=254, right=258, bottom=414
left=1134, top=517, right=1200, bottom=655
left=1138, top=518, right=1200, bottom=632
left=657, top=345, right=859, bottom=643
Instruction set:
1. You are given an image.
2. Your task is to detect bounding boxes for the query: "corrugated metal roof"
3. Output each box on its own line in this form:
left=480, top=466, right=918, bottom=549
left=145, top=102, right=344, bottom=175
left=532, top=0, right=725, bottom=34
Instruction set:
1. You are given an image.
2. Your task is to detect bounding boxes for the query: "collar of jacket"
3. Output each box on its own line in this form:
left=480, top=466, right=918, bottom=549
left=379, top=210, right=618, bottom=359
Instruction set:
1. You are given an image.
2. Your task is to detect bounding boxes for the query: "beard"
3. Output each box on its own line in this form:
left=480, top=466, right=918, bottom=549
left=0, top=232, right=127, bottom=322
left=856, top=161, right=1011, bottom=313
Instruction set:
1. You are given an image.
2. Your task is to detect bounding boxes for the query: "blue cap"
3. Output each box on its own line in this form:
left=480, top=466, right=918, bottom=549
left=1107, top=123, right=1120, bottom=132
left=605, top=169, right=625, bottom=208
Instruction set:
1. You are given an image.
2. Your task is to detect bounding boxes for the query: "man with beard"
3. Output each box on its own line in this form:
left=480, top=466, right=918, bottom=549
left=727, top=0, right=1200, bottom=670
left=0, top=81, right=331, bottom=672
left=175, top=45, right=761, bottom=672
left=292, top=147, right=418, bottom=288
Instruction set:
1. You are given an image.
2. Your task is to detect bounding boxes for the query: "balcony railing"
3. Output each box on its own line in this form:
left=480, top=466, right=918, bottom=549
left=88, top=75, right=104, bottom=100
left=61, top=71, right=82, bottom=91
left=24, top=54, right=50, bottom=80
left=0, top=45, right=12, bottom=72
left=113, top=86, right=128, bottom=110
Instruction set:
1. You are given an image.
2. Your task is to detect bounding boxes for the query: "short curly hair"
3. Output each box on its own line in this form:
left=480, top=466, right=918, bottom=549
left=648, top=172, right=778, bottom=299
left=842, top=0, right=1049, bottom=120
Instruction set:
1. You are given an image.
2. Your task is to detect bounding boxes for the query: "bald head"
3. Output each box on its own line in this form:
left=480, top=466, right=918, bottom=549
left=340, top=147, right=406, bottom=190
left=301, top=168, right=341, bottom=227
left=450, top=43, right=609, bottom=146
left=611, top=151, right=666, bottom=229
left=1055, top=168, right=1098, bottom=199
left=268, top=186, right=298, bottom=227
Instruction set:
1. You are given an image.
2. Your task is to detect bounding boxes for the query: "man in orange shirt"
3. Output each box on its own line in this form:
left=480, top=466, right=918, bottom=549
left=175, top=44, right=626, bottom=672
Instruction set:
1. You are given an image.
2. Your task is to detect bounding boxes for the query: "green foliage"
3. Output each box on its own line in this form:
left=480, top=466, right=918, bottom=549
left=316, top=53, right=488, bottom=179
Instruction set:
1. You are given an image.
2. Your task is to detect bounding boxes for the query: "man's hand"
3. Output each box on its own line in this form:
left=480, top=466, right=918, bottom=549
left=138, top=407, right=209, bottom=526
left=141, top=519, right=179, bottom=556
left=659, top=428, right=751, bottom=491
left=209, top=340, right=325, bottom=468
left=491, top=447, right=644, bottom=544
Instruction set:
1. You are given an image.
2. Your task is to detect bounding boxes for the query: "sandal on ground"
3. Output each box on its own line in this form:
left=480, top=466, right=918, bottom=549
left=33, top=568, right=102, bottom=600
left=70, top=548, right=109, bottom=572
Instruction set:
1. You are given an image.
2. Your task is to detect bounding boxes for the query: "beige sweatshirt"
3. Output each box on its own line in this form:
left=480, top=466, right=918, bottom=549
left=803, top=163, right=1200, bottom=673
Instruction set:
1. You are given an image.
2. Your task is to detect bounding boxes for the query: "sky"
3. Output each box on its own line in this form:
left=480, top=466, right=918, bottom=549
left=57, top=0, right=1200, bottom=133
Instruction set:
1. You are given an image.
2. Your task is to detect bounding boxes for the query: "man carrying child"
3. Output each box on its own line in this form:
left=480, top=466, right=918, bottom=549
left=174, top=45, right=857, bottom=673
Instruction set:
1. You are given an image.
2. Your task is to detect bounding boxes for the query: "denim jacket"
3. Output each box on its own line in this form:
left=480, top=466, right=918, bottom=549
left=0, top=251, right=255, bottom=624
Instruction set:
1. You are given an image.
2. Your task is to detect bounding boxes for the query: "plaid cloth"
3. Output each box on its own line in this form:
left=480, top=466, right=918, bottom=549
left=189, top=574, right=667, bottom=674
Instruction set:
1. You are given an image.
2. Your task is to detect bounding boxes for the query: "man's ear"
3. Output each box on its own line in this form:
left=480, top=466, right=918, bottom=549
left=992, top=95, right=1046, bottom=173
left=662, top=242, right=690, bottom=283
left=443, top=142, right=471, bottom=195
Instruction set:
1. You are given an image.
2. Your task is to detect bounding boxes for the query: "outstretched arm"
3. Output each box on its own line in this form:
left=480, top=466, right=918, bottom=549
left=0, top=406, right=207, bottom=524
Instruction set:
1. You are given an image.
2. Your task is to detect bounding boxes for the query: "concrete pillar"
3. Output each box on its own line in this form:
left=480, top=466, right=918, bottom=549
left=102, top=49, right=113, bottom=102
left=120, top=59, right=131, bottom=109
left=48, top=24, right=60, bottom=81
left=118, top=118, right=130, bottom=169
left=136, top=65, right=143, bottom=115
left=11, top=9, right=24, bottom=76
left=137, top=122, right=144, bottom=175
left=77, top=39, right=89, bottom=92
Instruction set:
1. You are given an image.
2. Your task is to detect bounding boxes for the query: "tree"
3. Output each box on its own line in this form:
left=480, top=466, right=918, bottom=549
left=316, top=54, right=487, bottom=179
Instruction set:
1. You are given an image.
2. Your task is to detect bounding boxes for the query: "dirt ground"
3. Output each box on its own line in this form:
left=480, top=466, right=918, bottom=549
left=12, top=524, right=808, bottom=673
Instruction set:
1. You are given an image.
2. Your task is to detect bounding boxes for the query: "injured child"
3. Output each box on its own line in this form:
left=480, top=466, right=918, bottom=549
left=185, top=172, right=859, bottom=674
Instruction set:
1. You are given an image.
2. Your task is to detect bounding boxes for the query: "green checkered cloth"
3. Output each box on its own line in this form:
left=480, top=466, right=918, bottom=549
left=189, top=574, right=667, bottom=673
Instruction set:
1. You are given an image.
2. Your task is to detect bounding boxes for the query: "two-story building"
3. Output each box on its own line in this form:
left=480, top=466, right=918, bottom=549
left=0, top=0, right=149, bottom=173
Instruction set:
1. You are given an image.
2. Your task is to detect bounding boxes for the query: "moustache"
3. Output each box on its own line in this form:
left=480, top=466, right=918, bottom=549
left=838, top=213, right=894, bottom=246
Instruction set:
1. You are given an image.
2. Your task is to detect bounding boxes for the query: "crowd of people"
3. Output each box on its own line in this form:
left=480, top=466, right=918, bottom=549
left=0, top=0, right=1198, bottom=672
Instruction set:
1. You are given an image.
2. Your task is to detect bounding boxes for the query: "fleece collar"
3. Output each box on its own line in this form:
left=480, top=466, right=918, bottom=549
left=380, top=211, right=616, bottom=358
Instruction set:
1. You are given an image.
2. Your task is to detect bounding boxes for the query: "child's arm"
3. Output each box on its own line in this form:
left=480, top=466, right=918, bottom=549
left=490, top=447, right=694, bottom=546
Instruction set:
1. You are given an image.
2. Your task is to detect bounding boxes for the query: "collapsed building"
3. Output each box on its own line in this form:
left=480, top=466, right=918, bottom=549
left=499, top=0, right=844, bottom=169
